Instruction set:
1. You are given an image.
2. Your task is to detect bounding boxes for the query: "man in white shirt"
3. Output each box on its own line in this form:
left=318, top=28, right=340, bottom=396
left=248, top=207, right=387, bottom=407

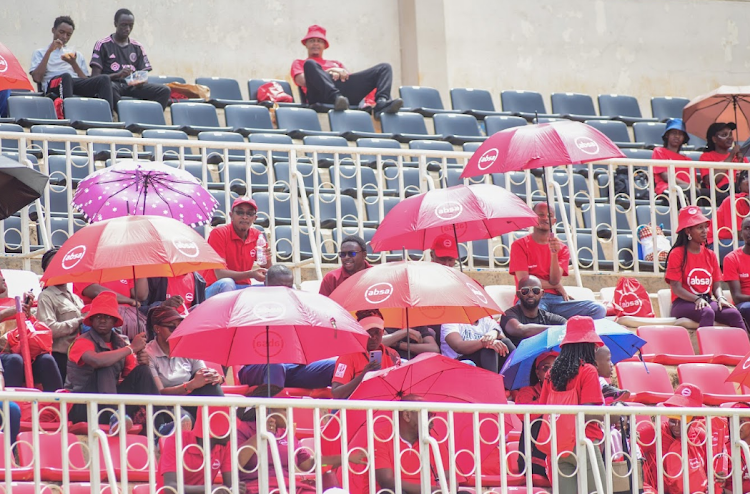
left=440, top=317, right=515, bottom=373
left=30, top=16, right=114, bottom=110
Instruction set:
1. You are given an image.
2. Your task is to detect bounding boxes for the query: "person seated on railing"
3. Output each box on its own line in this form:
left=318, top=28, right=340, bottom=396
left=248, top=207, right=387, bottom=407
left=36, top=248, right=85, bottom=383
left=724, top=402, right=750, bottom=493
left=73, top=277, right=148, bottom=339
left=0, top=358, right=21, bottom=446
left=204, top=196, right=271, bottom=299
left=700, top=122, right=747, bottom=206
left=319, top=235, right=371, bottom=297
left=712, top=170, right=750, bottom=245
left=723, top=216, right=750, bottom=325
left=651, top=118, right=695, bottom=196
left=159, top=406, right=249, bottom=494
left=331, top=309, right=400, bottom=400
left=0, top=272, right=63, bottom=392
left=501, top=275, right=567, bottom=348
left=239, top=266, right=337, bottom=390
left=65, top=291, right=161, bottom=425
left=440, top=315, right=515, bottom=373
left=665, top=206, right=746, bottom=330
left=509, top=202, right=606, bottom=320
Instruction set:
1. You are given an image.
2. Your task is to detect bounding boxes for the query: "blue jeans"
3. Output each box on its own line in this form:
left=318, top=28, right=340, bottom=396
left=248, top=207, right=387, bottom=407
left=539, top=293, right=607, bottom=320
left=0, top=401, right=21, bottom=444
left=238, top=358, right=337, bottom=389
left=205, top=278, right=253, bottom=299
left=0, top=353, right=63, bottom=391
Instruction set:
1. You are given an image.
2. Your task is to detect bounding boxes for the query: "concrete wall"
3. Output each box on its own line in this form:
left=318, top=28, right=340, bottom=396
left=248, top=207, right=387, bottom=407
left=2, top=0, right=750, bottom=117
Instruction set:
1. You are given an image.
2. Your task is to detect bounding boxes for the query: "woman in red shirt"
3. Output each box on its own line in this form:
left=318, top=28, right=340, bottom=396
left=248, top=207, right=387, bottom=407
left=651, top=118, right=695, bottom=196
left=665, top=206, right=746, bottom=329
left=713, top=170, right=750, bottom=241
left=700, top=122, right=747, bottom=205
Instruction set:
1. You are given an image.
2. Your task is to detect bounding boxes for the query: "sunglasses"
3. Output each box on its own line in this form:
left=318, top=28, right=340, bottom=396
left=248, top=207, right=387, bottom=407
left=233, top=209, right=257, bottom=217
left=519, top=287, right=542, bottom=296
left=339, top=250, right=363, bottom=258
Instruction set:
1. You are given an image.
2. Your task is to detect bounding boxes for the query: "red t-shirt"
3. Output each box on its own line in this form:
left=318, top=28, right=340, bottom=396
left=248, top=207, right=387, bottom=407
left=157, top=430, right=230, bottom=488
left=722, top=248, right=750, bottom=297
left=538, top=363, right=604, bottom=441
left=331, top=344, right=399, bottom=386
left=699, top=151, right=748, bottom=189
left=204, top=224, right=260, bottom=286
left=166, top=274, right=196, bottom=306
left=319, top=262, right=372, bottom=297
left=665, top=246, right=722, bottom=302
left=74, top=279, right=133, bottom=305
left=509, top=235, right=570, bottom=295
left=651, top=147, right=693, bottom=195
left=291, top=57, right=345, bottom=94
left=0, top=297, right=15, bottom=322
left=68, top=337, right=136, bottom=376
left=714, top=193, right=750, bottom=240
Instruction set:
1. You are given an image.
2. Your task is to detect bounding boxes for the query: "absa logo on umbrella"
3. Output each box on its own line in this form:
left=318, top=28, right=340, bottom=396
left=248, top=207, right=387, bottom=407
left=253, top=302, right=286, bottom=321
left=465, top=282, right=488, bottom=304
left=435, top=202, right=463, bottom=221
left=686, top=268, right=712, bottom=295
left=61, top=245, right=86, bottom=270
left=172, top=238, right=200, bottom=258
left=617, top=291, right=642, bottom=316
left=742, top=354, right=750, bottom=370
left=253, top=330, right=285, bottom=357
left=365, top=283, right=393, bottom=304
left=574, top=136, right=600, bottom=155
left=0, top=55, right=7, bottom=73
left=477, top=148, right=499, bottom=171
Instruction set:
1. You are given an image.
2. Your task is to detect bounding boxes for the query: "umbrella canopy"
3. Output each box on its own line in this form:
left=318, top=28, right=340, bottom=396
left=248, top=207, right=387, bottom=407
left=683, top=86, right=750, bottom=142
left=461, top=120, right=625, bottom=178
left=369, top=183, right=537, bottom=253
left=726, top=352, right=750, bottom=389
left=168, top=287, right=369, bottom=366
left=328, top=261, right=502, bottom=328
left=500, top=318, right=646, bottom=390
left=0, top=156, right=49, bottom=220
left=0, top=43, right=34, bottom=91
left=40, top=215, right=225, bottom=286
left=72, top=160, right=218, bottom=226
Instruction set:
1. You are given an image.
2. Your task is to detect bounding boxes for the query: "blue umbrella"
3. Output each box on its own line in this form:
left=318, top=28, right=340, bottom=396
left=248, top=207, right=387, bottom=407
left=500, top=318, right=646, bottom=390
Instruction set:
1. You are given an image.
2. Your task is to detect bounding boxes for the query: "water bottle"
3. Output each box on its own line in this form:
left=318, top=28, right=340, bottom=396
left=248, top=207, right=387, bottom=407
left=256, top=233, right=267, bottom=266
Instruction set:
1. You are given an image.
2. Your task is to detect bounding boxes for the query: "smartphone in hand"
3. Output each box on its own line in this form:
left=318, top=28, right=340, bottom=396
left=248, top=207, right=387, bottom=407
left=369, top=350, right=382, bottom=364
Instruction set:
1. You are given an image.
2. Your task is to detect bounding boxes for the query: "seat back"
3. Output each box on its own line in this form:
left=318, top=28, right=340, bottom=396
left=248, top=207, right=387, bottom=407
left=0, top=123, right=24, bottom=151
left=248, top=79, right=295, bottom=101
left=149, top=75, right=186, bottom=84
left=328, top=109, right=376, bottom=133
left=276, top=107, right=322, bottom=132
left=64, top=97, right=114, bottom=123
left=620, top=148, right=654, bottom=161
left=117, top=99, right=168, bottom=127
left=87, top=128, right=136, bottom=154
left=650, top=97, right=690, bottom=121
left=365, top=196, right=401, bottom=224
left=637, top=325, right=696, bottom=357
left=335, top=165, right=379, bottom=192
left=550, top=92, right=598, bottom=116
left=635, top=204, right=672, bottom=234
left=584, top=120, right=632, bottom=143
left=198, top=131, right=246, bottom=159
left=677, top=363, right=736, bottom=395
left=380, top=113, right=430, bottom=135
left=30, top=125, right=79, bottom=152
left=8, top=96, right=58, bottom=119
left=383, top=167, right=422, bottom=195
left=225, top=105, right=274, bottom=131
left=248, top=133, right=294, bottom=161
left=356, top=138, right=401, bottom=163
left=17, top=431, right=87, bottom=472
left=433, top=114, right=482, bottom=137
left=485, top=116, right=526, bottom=135
left=141, top=129, right=193, bottom=157
left=195, top=77, right=244, bottom=100
left=103, top=434, right=150, bottom=476
left=400, top=86, right=446, bottom=110
left=696, top=326, right=750, bottom=357
left=615, top=362, right=673, bottom=394
left=633, top=122, right=667, bottom=147
left=450, top=88, right=496, bottom=112
left=302, top=135, right=352, bottom=162
left=408, top=140, right=457, bottom=165
left=598, top=94, right=644, bottom=118
left=171, top=102, right=222, bottom=128
left=500, top=90, right=547, bottom=113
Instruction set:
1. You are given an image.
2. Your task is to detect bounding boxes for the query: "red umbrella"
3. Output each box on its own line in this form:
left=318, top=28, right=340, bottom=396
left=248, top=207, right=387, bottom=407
left=369, top=183, right=537, bottom=253
left=40, top=215, right=225, bottom=286
left=461, top=120, right=625, bottom=178
left=328, top=261, right=502, bottom=329
left=0, top=43, right=34, bottom=91
left=683, top=86, right=750, bottom=141
left=725, top=351, right=750, bottom=389
left=168, top=287, right=369, bottom=367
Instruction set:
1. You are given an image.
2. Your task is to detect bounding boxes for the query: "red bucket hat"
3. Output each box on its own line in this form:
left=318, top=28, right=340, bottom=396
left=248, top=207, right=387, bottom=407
left=560, top=316, right=603, bottom=347
left=301, top=25, right=329, bottom=49
left=83, top=291, right=124, bottom=327
left=194, top=406, right=233, bottom=439
left=663, top=383, right=703, bottom=408
left=676, top=206, right=710, bottom=233
left=431, top=234, right=458, bottom=258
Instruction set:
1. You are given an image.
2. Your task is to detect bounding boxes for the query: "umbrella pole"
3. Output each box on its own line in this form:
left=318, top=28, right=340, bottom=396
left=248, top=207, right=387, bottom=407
left=14, top=296, right=34, bottom=388
left=406, top=310, right=411, bottom=360
left=541, top=170, right=554, bottom=232
left=266, top=325, right=271, bottom=397
left=452, top=224, right=462, bottom=273
left=734, top=97, right=740, bottom=142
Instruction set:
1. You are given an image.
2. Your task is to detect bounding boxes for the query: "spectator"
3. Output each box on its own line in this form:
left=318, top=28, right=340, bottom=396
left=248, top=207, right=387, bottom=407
left=538, top=315, right=605, bottom=493
left=30, top=15, right=114, bottom=111
left=238, top=265, right=336, bottom=390
left=319, top=235, right=371, bottom=297
left=700, top=122, right=747, bottom=205
left=594, top=345, right=629, bottom=403
left=158, top=405, right=248, bottom=493
left=204, top=196, right=270, bottom=298
left=73, top=278, right=148, bottom=339
left=500, top=275, right=567, bottom=348
left=724, top=402, right=750, bottom=493
left=651, top=118, right=695, bottom=196
left=291, top=25, right=403, bottom=118
left=65, top=291, right=160, bottom=425
left=0, top=358, right=21, bottom=445
left=90, top=8, right=171, bottom=109
left=36, top=248, right=84, bottom=382
left=665, top=206, right=745, bottom=329
left=140, top=271, right=207, bottom=316
left=440, top=315, right=515, bottom=373
left=509, top=202, right=606, bottom=319
left=712, top=169, right=750, bottom=243
left=0, top=273, right=63, bottom=391
left=331, top=309, right=400, bottom=399
left=722, top=216, right=750, bottom=324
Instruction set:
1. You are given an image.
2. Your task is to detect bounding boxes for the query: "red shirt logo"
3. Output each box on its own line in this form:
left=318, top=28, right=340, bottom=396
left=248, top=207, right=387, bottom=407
left=686, top=268, right=712, bottom=295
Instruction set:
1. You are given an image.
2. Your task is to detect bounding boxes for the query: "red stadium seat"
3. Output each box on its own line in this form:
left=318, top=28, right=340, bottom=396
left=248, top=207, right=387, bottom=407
left=205, top=361, right=251, bottom=395
left=636, top=326, right=711, bottom=365
left=0, top=433, right=33, bottom=481
left=16, top=431, right=90, bottom=481
left=696, top=326, right=750, bottom=365
left=677, top=363, right=750, bottom=406
left=66, top=483, right=115, bottom=494
left=101, top=434, right=150, bottom=482
left=615, top=362, right=674, bottom=404
left=0, top=483, right=58, bottom=493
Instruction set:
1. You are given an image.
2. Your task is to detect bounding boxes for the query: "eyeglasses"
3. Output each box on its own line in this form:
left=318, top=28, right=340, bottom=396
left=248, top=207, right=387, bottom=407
left=519, top=287, right=542, bottom=296
left=339, top=250, right=363, bottom=258
left=233, top=209, right=257, bottom=217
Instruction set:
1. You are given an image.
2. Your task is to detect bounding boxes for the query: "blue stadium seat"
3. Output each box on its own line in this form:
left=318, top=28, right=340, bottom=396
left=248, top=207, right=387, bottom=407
left=485, top=115, right=526, bottom=135
left=399, top=86, right=460, bottom=117
left=216, top=161, right=280, bottom=195
left=141, top=129, right=202, bottom=161
left=380, top=113, right=441, bottom=143
left=302, top=135, right=353, bottom=168
left=334, top=165, right=396, bottom=197
left=584, top=120, right=644, bottom=149
left=408, top=140, right=458, bottom=171
left=247, top=79, right=298, bottom=105
left=364, top=195, right=401, bottom=225
left=550, top=93, right=607, bottom=122
left=197, top=131, right=247, bottom=163
left=247, top=133, right=295, bottom=163
left=432, top=114, right=485, bottom=145
left=275, top=108, right=342, bottom=139
left=597, top=94, right=659, bottom=125
left=580, top=202, right=631, bottom=240
left=195, top=77, right=255, bottom=107
left=328, top=110, right=393, bottom=140
left=0, top=123, right=24, bottom=152
left=273, top=225, right=314, bottom=262
left=8, top=96, right=70, bottom=127
left=633, top=122, right=671, bottom=150
left=449, top=88, right=510, bottom=119
left=3, top=216, right=42, bottom=253
left=148, top=75, right=185, bottom=84
left=225, top=105, right=286, bottom=136
left=273, top=162, right=322, bottom=194
left=635, top=204, right=672, bottom=236
left=86, top=128, right=152, bottom=161
left=63, top=97, right=124, bottom=130
left=252, top=192, right=302, bottom=227
left=463, top=142, right=481, bottom=154
left=170, top=102, right=231, bottom=136
left=383, top=167, right=424, bottom=197
left=309, top=193, right=373, bottom=229
left=46, top=155, right=92, bottom=188
left=29, top=125, right=86, bottom=156
left=356, top=137, right=410, bottom=168
left=500, top=90, right=560, bottom=121
left=650, top=96, right=690, bottom=122
left=117, top=99, right=179, bottom=133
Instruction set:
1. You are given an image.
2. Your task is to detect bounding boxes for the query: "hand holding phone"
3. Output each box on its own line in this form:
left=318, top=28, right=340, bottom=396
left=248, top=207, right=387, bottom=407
left=369, top=350, right=382, bottom=364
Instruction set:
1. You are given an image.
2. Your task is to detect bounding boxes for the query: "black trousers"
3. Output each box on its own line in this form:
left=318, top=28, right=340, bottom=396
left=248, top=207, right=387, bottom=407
left=0, top=353, right=63, bottom=391
left=303, top=59, right=394, bottom=105
left=459, top=337, right=516, bottom=373
left=182, top=378, right=224, bottom=421
left=51, top=351, right=68, bottom=385
left=111, top=81, right=171, bottom=110
left=54, top=73, right=114, bottom=111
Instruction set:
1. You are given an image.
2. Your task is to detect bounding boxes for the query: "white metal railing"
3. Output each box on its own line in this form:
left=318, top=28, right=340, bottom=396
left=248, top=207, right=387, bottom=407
left=1, top=391, right=749, bottom=494
left=1, top=131, right=746, bottom=280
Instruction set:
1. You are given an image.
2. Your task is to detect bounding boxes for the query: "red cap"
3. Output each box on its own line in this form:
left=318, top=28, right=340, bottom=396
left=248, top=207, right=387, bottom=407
left=194, top=406, right=232, bottom=439
left=676, top=206, right=710, bottom=233
left=301, top=25, right=329, bottom=48
left=535, top=351, right=559, bottom=368
left=663, top=383, right=703, bottom=408
left=560, top=316, right=603, bottom=347
left=232, top=196, right=257, bottom=211
left=83, top=291, right=124, bottom=327
left=431, top=234, right=458, bottom=258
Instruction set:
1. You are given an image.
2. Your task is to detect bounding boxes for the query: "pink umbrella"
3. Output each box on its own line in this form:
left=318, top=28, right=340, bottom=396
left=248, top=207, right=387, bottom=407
left=0, top=43, right=34, bottom=91
left=72, top=160, right=218, bottom=226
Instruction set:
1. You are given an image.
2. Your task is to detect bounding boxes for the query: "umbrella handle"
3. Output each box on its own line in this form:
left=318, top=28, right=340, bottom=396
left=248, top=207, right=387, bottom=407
left=14, top=296, right=34, bottom=388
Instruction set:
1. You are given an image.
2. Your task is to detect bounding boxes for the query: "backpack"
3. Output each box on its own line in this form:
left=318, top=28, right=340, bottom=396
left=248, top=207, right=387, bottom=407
left=611, top=276, right=654, bottom=318
left=614, top=167, right=649, bottom=200
left=257, top=82, right=293, bottom=103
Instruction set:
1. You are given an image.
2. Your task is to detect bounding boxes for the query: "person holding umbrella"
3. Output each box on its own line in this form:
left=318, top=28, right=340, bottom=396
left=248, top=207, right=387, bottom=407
left=651, top=118, right=695, bottom=196
left=665, top=206, right=746, bottom=329
left=700, top=122, right=747, bottom=205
